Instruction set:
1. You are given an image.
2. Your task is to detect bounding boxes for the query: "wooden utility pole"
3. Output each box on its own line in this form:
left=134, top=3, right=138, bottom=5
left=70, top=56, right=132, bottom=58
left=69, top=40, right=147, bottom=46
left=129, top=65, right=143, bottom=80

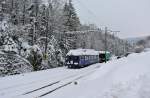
left=44, top=6, right=50, bottom=60
left=44, top=20, right=48, bottom=59
left=110, top=30, right=120, bottom=56
left=104, top=28, right=120, bottom=62
left=22, top=0, right=26, bottom=25
left=113, top=31, right=120, bottom=56
left=105, top=27, right=107, bottom=63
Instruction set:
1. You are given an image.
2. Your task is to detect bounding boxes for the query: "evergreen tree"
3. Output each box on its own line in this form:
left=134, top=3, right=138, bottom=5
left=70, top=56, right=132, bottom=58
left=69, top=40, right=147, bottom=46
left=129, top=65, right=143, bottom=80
left=63, top=0, right=80, bottom=32
left=61, top=0, right=81, bottom=53
left=10, top=0, right=20, bottom=25
left=27, top=0, right=41, bottom=45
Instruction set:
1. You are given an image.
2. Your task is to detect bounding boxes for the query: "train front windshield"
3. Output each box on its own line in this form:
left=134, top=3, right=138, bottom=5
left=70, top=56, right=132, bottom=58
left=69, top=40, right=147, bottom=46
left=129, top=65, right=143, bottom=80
left=99, top=54, right=105, bottom=58
left=66, top=56, right=79, bottom=62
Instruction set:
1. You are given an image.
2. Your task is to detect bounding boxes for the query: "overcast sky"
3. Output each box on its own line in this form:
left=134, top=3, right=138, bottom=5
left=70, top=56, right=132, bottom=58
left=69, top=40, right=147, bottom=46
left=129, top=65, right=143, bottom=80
left=73, top=0, right=150, bottom=38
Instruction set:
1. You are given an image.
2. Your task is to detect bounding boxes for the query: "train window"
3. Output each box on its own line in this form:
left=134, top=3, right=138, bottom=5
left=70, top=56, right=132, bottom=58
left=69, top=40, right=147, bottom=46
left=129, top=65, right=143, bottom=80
left=74, top=56, right=79, bottom=61
left=66, top=56, right=79, bottom=61
left=81, top=56, right=85, bottom=60
left=85, top=56, right=88, bottom=60
left=79, top=56, right=82, bottom=60
left=89, top=56, right=91, bottom=60
left=82, top=56, right=85, bottom=60
left=83, top=56, right=84, bottom=59
left=99, top=54, right=105, bottom=59
left=85, top=56, right=87, bottom=60
left=66, top=56, right=70, bottom=61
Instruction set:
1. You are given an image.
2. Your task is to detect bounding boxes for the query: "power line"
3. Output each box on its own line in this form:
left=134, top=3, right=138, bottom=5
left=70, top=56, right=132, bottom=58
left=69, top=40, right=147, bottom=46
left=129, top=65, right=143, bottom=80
left=74, top=0, right=106, bottom=28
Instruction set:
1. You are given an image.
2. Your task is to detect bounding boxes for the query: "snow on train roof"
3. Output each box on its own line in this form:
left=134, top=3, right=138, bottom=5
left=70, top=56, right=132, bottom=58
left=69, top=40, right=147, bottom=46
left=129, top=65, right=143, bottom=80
left=67, top=49, right=99, bottom=56
left=98, top=51, right=110, bottom=54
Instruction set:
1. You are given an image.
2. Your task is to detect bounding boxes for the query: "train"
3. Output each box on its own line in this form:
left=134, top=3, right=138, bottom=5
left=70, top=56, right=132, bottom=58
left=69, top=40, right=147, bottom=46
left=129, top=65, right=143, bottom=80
left=65, top=49, right=111, bottom=68
left=99, top=51, right=111, bottom=63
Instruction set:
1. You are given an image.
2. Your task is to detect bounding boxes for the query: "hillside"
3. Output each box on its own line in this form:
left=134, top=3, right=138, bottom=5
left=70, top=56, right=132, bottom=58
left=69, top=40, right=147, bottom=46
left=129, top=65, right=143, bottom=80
left=126, top=37, right=146, bottom=44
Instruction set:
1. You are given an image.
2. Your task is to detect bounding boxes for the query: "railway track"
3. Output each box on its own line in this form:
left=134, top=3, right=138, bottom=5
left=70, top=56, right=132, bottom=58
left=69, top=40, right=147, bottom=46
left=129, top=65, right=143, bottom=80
left=5, top=73, right=81, bottom=98
left=21, top=68, right=96, bottom=98
left=23, top=81, right=60, bottom=95
left=37, top=69, right=96, bottom=98
left=0, top=64, right=100, bottom=98
left=22, top=73, right=79, bottom=95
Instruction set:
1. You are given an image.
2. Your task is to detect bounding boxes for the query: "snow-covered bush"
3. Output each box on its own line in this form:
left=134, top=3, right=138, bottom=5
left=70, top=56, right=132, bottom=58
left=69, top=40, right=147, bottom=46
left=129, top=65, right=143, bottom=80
left=3, top=35, right=18, bottom=53
left=27, top=45, right=43, bottom=71
left=0, top=51, right=32, bottom=77
left=135, top=45, right=144, bottom=53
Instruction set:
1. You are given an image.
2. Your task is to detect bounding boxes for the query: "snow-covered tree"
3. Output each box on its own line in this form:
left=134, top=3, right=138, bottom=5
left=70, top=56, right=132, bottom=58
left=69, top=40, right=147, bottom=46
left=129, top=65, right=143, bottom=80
left=27, top=45, right=42, bottom=71
left=2, top=35, right=18, bottom=53
left=37, top=36, right=64, bottom=68
left=62, top=0, right=80, bottom=32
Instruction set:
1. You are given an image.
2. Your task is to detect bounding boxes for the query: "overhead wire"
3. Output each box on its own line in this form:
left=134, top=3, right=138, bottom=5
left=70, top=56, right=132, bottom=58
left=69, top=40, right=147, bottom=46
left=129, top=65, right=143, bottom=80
left=74, top=0, right=106, bottom=28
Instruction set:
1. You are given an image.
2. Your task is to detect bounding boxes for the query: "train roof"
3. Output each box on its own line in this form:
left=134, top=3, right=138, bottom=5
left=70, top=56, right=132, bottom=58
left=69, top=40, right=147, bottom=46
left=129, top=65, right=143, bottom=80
left=98, top=51, right=110, bottom=54
left=67, top=49, right=99, bottom=56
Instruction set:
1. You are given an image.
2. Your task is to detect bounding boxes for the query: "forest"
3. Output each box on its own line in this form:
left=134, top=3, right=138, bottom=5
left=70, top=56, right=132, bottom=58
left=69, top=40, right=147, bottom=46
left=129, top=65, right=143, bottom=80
left=0, top=0, right=133, bottom=76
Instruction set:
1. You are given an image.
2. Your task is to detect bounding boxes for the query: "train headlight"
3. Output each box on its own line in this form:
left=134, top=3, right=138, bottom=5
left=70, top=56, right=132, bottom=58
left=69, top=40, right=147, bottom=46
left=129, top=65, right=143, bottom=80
left=71, top=61, right=73, bottom=64
left=74, top=63, right=78, bottom=65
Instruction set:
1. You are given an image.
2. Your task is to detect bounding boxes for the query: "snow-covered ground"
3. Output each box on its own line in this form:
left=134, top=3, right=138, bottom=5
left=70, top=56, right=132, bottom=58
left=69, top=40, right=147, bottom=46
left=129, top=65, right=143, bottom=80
left=0, top=51, right=150, bottom=98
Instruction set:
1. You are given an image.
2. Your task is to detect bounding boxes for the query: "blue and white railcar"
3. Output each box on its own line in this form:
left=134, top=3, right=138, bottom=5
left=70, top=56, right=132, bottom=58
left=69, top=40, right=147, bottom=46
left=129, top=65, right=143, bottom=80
left=66, top=49, right=99, bottom=68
